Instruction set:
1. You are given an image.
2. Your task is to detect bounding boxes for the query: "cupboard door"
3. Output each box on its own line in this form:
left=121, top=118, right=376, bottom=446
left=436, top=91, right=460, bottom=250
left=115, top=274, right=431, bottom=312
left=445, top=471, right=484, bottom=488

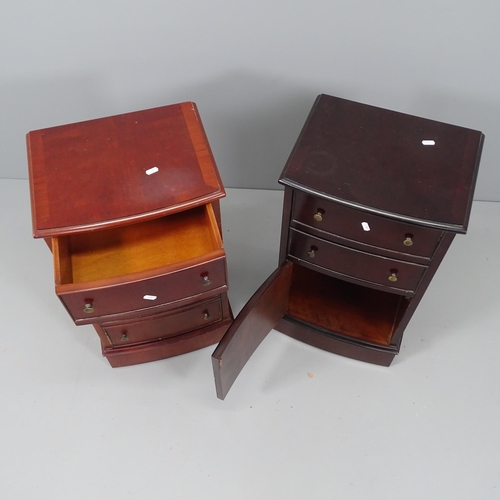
left=212, top=261, right=293, bottom=400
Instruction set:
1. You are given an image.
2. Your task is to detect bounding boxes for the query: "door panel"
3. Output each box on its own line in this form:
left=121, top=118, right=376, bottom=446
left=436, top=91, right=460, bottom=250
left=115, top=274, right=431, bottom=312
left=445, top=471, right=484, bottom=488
left=212, top=261, right=293, bottom=400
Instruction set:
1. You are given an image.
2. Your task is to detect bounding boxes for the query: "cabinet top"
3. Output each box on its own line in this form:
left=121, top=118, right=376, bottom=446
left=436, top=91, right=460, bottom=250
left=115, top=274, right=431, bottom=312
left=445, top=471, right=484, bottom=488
left=27, top=102, right=225, bottom=238
left=279, top=94, right=484, bottom=232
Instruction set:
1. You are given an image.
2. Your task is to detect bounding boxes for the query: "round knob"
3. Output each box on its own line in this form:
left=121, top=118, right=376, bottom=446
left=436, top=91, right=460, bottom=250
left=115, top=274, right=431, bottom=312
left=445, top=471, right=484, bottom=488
left=204, top=311, right=210, bottom=320
left=201, top=274, right=212, bottom=286
left=313, top=212, right=323, bottom=222
left=307, top=246, right=317, bottom=258
left=388, top=272, right=398, bottom=283
left=403, top=236, right=413, bottom=247
left=83, top=303, right=94, bottom=314
left=120, top=333, right=128, bottom=341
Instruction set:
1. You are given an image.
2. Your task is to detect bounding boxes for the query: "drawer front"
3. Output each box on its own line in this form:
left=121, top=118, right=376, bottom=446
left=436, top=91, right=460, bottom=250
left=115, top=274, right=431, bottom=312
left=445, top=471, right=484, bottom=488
left=102, top=297, right=223, bottom=346
left=289, top=229, right=427, bottom=292
left=292, top=191, right=442, bottom=258
left=59, top=256, right=227, bottom=322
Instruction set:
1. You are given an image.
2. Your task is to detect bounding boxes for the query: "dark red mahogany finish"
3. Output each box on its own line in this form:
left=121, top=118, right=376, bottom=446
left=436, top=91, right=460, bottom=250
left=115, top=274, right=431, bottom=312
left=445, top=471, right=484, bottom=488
left=213, top=94, right=484, bottom=400
left=28, top=102, right=233, bottom=367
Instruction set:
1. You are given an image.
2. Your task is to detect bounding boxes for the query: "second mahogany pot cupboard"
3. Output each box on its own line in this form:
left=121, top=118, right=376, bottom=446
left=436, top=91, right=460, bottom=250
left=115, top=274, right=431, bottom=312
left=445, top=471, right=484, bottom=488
left=27, top=94, right=484, bottom=400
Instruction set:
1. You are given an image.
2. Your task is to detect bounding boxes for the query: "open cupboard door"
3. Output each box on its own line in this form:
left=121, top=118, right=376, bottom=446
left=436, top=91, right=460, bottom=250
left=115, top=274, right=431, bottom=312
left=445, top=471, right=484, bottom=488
left=211, top=261, right=293, bottom=400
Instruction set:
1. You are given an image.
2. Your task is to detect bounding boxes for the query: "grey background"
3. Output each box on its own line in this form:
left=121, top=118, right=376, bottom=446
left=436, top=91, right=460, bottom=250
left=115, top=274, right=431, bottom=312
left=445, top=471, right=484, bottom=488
left=2, top=0, right=498, bottom=199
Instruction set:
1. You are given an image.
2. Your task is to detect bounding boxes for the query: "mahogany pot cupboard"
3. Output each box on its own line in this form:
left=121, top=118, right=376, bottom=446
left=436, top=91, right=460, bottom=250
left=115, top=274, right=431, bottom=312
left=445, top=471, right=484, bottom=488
left=212, top=94, right=483, bottom=399
left=27, top=95, right=484, bottom=399
left=27, top=102, right=233, bottom=367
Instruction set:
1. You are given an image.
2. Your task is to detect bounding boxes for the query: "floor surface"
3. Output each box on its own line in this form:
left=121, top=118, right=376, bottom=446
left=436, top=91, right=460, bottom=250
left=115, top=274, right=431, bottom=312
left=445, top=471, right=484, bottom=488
left=1, top=179, right=499, bottom=499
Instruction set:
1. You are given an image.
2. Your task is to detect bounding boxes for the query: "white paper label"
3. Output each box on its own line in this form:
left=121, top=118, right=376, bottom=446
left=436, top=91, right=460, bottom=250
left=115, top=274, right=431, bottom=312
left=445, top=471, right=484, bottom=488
left=146, top=166, right=159, bottom=175
left=361, top=222, right=371, bottom=231
left=422, top=140, right=436, bottom=146
left=143, top=295, right=157, bottom=301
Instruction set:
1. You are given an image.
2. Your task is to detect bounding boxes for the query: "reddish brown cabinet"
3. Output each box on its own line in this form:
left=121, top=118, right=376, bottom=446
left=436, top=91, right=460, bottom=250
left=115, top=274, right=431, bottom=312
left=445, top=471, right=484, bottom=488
left=213, top=94, right=484, bottom=400
left=27, top=102, right=233, bottom=367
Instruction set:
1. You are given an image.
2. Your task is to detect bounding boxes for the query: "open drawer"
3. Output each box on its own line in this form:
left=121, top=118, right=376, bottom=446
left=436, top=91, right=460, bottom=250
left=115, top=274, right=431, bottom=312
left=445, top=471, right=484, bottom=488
left=53, top=204, right=227, bottom=323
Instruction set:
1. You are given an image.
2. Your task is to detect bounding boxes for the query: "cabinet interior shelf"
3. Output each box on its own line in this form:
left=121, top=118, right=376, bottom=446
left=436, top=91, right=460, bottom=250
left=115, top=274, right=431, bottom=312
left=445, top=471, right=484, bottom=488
left=287, top=265, right=409, bottom=347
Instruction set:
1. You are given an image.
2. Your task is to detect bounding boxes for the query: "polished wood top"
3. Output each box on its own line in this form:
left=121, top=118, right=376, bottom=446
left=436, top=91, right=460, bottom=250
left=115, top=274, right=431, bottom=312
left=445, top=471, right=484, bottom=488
left=27, top=102, right=225, bottom=238
left=279, top=94, right=484, bottom=232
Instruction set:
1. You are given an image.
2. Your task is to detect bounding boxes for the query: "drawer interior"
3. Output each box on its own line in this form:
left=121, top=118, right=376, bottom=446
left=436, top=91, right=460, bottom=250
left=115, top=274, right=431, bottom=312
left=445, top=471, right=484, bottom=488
left=54, top=204, right=222, bottom=284
left=287, top=265, right=409, bottom=346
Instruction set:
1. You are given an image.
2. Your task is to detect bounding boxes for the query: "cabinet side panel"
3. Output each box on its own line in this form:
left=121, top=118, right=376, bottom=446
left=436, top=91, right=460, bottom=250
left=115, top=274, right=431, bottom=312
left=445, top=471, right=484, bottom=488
left=279, top=186, right=294, bottom=264
left=389, top=231, right=456, bottom=349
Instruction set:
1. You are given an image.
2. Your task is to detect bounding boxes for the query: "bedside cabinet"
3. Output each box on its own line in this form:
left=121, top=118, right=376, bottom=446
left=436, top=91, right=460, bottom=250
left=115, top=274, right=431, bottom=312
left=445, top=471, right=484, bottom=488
left=27, top=102, right=233, bottom=367
left=212, top=94, right=484, bottom=399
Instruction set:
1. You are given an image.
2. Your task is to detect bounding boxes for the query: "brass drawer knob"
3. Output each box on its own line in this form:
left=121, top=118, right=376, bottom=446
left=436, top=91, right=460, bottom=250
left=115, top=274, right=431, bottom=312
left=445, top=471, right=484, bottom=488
left=201, top=274, right=212, bottom=286
left=313, top=209, right=324, bottom=222
left=120, top=332, right=128, bottom=341
left=403, top=236, right=413, bottom=247
left=204, top=311, right=210, bottom=320
left=83, top=302, right=94, bottom=314
left=388, top=272, right=398, bottom=282
left=307, top=246, right=318, bottom=258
